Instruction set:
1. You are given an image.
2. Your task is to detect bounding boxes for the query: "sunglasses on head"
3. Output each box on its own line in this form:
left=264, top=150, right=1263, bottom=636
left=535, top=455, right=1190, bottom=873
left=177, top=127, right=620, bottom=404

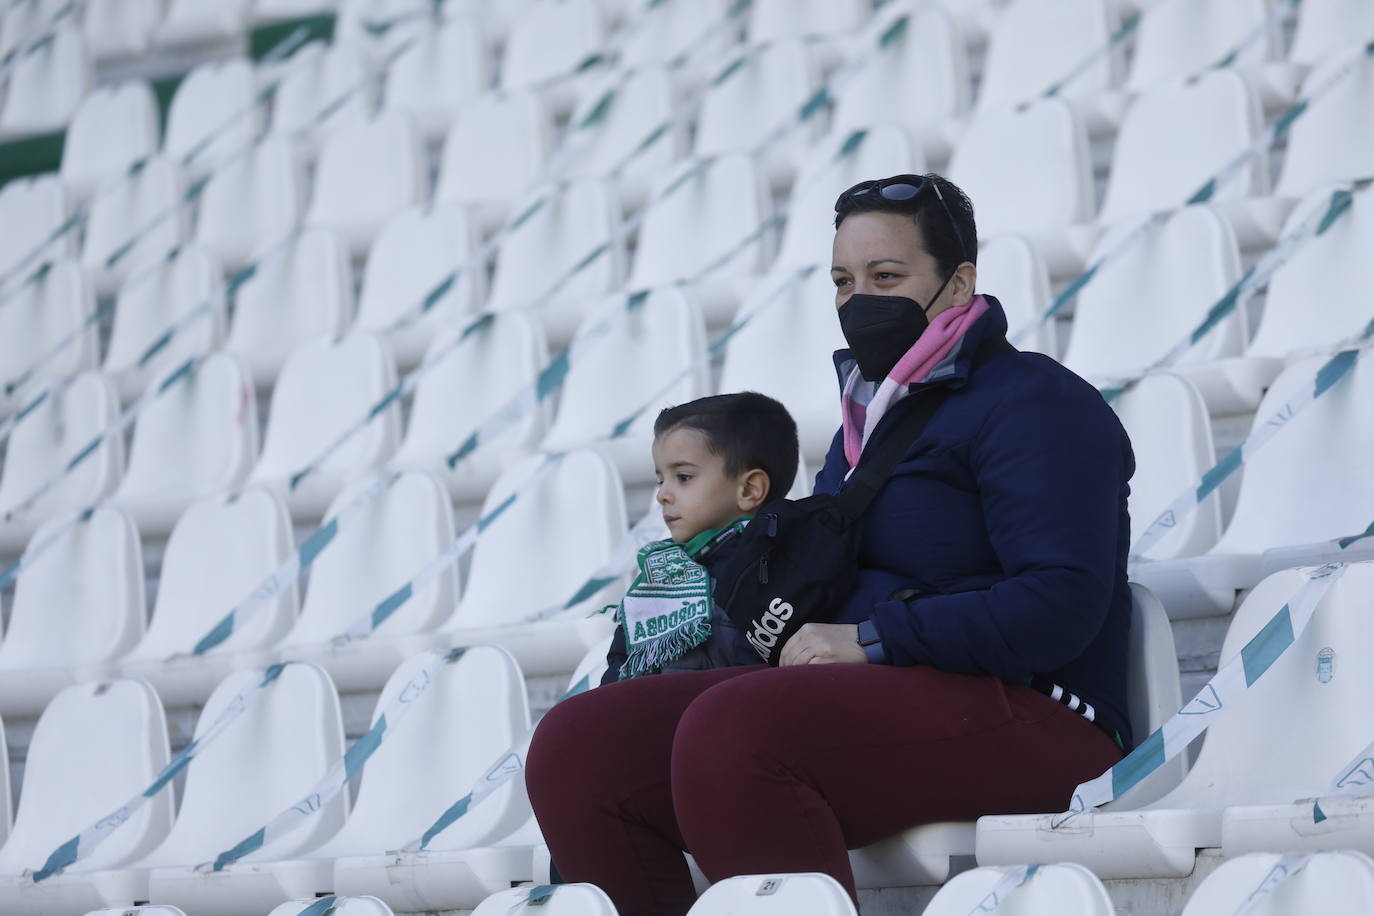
left=834, top=174, right=971, bottom=265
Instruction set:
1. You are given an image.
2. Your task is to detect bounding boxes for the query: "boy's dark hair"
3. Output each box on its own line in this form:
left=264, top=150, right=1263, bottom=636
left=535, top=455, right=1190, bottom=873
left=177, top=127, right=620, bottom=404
left=654, top=392, right=799, bottom=501
left=833, top=172, right=978, bottom=278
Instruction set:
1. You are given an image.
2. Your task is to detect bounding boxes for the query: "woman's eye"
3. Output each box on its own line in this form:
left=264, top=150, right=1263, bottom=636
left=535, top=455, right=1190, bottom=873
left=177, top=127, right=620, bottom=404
left=875, top=272, right=895, bottom=281
left=833, top=276, right=850, bottom=289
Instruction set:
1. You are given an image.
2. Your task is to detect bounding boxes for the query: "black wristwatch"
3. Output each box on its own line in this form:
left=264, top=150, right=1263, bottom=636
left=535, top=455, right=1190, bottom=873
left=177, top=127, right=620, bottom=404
left=857, top=619, right=887, bottom=664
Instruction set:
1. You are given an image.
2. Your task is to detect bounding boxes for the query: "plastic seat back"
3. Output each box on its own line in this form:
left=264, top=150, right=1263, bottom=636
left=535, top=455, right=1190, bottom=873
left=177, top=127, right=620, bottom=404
left=687, top=873, right=856, bottom=915
left=266, top=898, right=395, bottom=916
left=1111, top=374, right=1222, bottom=562
left=82, top=0, right=162, bottom=61
left=1249, top=183, right=1374, bottom=361
left=435, top=90, right=552, bottom=229
left=0, top=506, right=144, bottom=672
left=355, top=202, right=481, bottom=369
left=1212, top=355, right=1374, bottom=554
left=922, top=863, right=1114, bottom=916
left=1275, top=51, right=1374, bottom=197
left=312, top=647, right=530, bottom=856
left=693, top=40, right=818, bottom=162
left=1181, top=850, right=1374, bottom=915
left=948, top=99, right=1093, bottom=239
left=193, top=135, right=304, bottom=272
left=976, top=235, right=1054, bottom=358
left=0, top=259, right=97, bottom=415
left=451, top=449, right=627, bottom=628
left=0, top=680, right=172, bottom=875
left=165, top=58, right=261, bottom=177
left=123, top=488, right=298, bottom=662
left=630, top=153, right=772, bottom=289
left=472, top=884, right=618, bottom=916
left=620, top=0, right=732, bottom=84
left=270, top=41, right=375, bottom=149
left=0, top=174, right=72, bottom=279
left=0, top=24, right=90, bottom=136
left=61, top=81, right=160, bottom=200
left=562, top=67, right=682, bottom=209
left=155, top=0, right=251, bottom=48
left=1291, top=0, right=1374, bottom=64
left=112, top=353, right=259, bottom=526
left=226, top=228, right=352, bottom=385
left=251, top=332, right=400, bottom=486
left=0, top=372, right=124, bottom=522
left=1102, top=69, right=1266, bottom=223
left=81, top=155, right=184, bottom=295
left=381, top=14, right=489, bottom=140
left=747, top=0, right=866, bottom=43
left=283, top=471, right=457, bottom=647
left=306, top=109, right=424, bottom=256
left=717, top=266, right=845, bottom=465
left=1117, top=584, right=1186, bottom=807
left=134, top=662, right=345, bottom=868
left=499, top=0, right=604, bottom=92
left=1128, top=0, right=1278, bottom=92
left=1063, top=206, right=1245, bottom=380
left=103, top=246, right=225, bottom=401
left=976, top=0, right=1122, bottom=112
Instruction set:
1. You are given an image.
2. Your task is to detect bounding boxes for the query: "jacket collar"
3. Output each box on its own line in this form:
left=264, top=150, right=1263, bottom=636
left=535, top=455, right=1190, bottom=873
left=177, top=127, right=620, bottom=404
left=832, top=294, right=1011, bottom=394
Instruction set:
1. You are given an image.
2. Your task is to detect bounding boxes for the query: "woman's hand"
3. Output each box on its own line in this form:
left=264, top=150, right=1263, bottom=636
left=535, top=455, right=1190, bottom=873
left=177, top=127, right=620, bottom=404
left=779, top=623, right=868, bottom=666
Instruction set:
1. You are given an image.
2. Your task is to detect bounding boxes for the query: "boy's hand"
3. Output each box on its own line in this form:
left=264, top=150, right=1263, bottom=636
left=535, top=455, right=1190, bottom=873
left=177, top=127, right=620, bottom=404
left=779, top=623, right=867, bottom=666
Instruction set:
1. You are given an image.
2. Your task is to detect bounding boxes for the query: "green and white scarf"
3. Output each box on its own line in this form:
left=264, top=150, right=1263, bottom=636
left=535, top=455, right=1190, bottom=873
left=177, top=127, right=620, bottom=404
left=617, top=519, right=750, bottom=680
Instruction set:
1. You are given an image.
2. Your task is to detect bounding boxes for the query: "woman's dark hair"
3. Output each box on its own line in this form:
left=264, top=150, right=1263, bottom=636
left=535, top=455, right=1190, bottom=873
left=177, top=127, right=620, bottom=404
left=654, top=392, right=799, bottom=501
left=833, top=173, right=978, bottom=278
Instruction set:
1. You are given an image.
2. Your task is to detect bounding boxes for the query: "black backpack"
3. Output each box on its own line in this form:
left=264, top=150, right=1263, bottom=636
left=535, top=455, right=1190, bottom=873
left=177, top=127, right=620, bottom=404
left=712, top=336, right=1014, bottom=665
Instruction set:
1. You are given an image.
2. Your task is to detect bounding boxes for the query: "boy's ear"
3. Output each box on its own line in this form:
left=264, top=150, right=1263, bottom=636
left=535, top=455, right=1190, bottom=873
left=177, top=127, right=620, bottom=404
left=736, top=468, right=771, bottom=512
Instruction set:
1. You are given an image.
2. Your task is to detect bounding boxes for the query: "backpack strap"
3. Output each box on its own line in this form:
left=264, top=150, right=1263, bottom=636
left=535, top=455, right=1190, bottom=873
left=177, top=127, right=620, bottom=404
left=837, top=335, right=1015, bottom=518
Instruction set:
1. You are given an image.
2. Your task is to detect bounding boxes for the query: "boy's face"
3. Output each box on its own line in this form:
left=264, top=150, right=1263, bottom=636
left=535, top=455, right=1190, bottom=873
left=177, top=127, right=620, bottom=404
left=652, top=427, right=755, bottom=543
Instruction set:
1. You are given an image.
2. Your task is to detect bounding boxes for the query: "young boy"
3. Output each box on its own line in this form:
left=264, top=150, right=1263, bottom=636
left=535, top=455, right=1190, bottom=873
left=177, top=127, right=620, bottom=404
left=603, top=392, right=799, bottom=683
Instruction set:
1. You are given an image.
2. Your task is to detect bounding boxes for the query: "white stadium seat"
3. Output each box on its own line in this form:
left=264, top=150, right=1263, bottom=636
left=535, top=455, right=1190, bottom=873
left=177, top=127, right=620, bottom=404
left=472, top=884, right=618, bottom=916
left=111, top=352, right=259, bottom=536
left=693, top=39, right=819, bottom=190
left=976, top=235, right=1055, bottom=359
left=947, top=99, right=1095, bottom=275
left=355, top=202, right=482, bottom=370
left=102, top=245, right=226, bottom=403
left=831, top=2, right=970, bottom=165
left=334, top=0, right=432, bottom=69
left=327, top=647, right=534, bottom=911
left=60, top=81, right=160, bottom=201
left=747, top=0, right=866, bottom=46
left=0, top=372, right=124, bottom=551
left=266, top=898, right=395, bottom=916
left=0, top=258, right=98, bottom=417
left=192, top=135, right=305, bottom=274
left=978, top=563, right=1374, bottom=879
left=136, top=664, right=345, bottom=916
left=485, top=178, right=625, bottom=345
left=628, top=153, right=774, bottom=324
left=717, top=265, right=845, bottom=467
left=1126, top=0, right=1287, bottom=94
left=154, top=0, right=251, bottom=49
left=388, top=312, right=550, bottom=502
left=305, top=109, right=425, bottom=257
left=277, top=471, right=459, bottom=691
left=1134, top=354, right=1374, bottom=617
left=0, top=173, right=72, bottom=283
left=248, top=332, right=402, bottom=519
left=0, top=508, right=145, bottom=717
left=164, top=58, right=261, bottom=178
left=1290, top=0, right=1374, bottom=65
left=414, top=449, right=626, bottom=676
left=0, top=680, right=173, bottom=914
left=82, top=0, right=163, bottom=61
left=618, top=0, right=736, bottom=93
left=1061, top=206, right=1246, bottom=384
left=84, top=907, right=188, bottom=916
left=269, top=41, right=376, bottom=152
left=499, top=0, right=605, bottom=115
left=687, top=873, right=856, bottom=916
left=923, top=863, right=1114, bottom=916
left=81, top=155, right=185, bottom=297
left=0, top=24, right=90, bottom=139
left=225, top=228, right=353, bottom=387
left=381, top=13, right=489, bottom=142
left=1181, top=851, right=1374, bottom=915
left=116, top=488, right=299, bottom=705
left=1274, top=46, right=1374, bottom=199
left=435, top=89, right=553, bottom=236
left=541, top=287, right=709, bottom=485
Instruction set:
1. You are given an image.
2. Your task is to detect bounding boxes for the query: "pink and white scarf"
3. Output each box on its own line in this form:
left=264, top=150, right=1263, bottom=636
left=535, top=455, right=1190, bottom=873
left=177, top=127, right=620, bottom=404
left=841, top=295, right=990, bottom=469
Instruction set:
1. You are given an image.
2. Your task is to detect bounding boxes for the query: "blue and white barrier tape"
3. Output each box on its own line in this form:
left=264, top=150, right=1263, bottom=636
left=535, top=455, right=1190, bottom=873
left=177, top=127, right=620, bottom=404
left=203, top=647, right=471, bottom=872
left=1012, top=35, right=1374, bottom=345
left=965, top=864, right=1041, bottom=915
left=1052, top=561, right=1349, bottom=828
left=29, top=663, right=294, bottom=882
left=506, top=885, right=558, bottom=914
left=1130, top=319, right=1374, bottom=558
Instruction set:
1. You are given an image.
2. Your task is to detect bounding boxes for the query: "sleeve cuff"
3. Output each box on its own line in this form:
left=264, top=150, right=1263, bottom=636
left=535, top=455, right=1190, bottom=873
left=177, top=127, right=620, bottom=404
left=857, top=618, right=888, bottom=665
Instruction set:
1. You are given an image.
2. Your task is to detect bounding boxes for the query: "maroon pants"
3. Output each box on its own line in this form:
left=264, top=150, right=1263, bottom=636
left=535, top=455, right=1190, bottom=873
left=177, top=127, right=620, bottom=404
left=526, top=663, right=1122, bottom=916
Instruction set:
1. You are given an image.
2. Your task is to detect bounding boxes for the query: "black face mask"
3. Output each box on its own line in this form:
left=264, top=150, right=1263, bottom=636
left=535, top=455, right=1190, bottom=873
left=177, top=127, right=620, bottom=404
left=838, top=273, right=954, bottom=381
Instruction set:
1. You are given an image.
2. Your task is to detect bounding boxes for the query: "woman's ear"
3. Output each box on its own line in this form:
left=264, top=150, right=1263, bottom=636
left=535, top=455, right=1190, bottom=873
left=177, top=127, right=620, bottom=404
left=737, top=468, right=771, bottom=512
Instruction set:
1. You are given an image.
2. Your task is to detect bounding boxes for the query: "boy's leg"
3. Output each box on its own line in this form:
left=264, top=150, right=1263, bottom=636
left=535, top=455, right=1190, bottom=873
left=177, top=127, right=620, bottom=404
left=526, top=665, right=767, bottom=916
left=671, top=664, right=1123, bottom=906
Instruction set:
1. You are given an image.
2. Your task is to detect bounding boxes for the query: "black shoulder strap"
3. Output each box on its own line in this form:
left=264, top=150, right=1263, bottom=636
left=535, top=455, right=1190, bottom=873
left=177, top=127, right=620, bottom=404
left=837, top=335, right=1015, bottom=517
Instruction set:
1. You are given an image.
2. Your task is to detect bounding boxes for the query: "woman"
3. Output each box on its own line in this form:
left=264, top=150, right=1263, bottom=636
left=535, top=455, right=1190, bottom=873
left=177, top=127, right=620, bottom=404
left=526, top=173, right=1134, bottom=915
